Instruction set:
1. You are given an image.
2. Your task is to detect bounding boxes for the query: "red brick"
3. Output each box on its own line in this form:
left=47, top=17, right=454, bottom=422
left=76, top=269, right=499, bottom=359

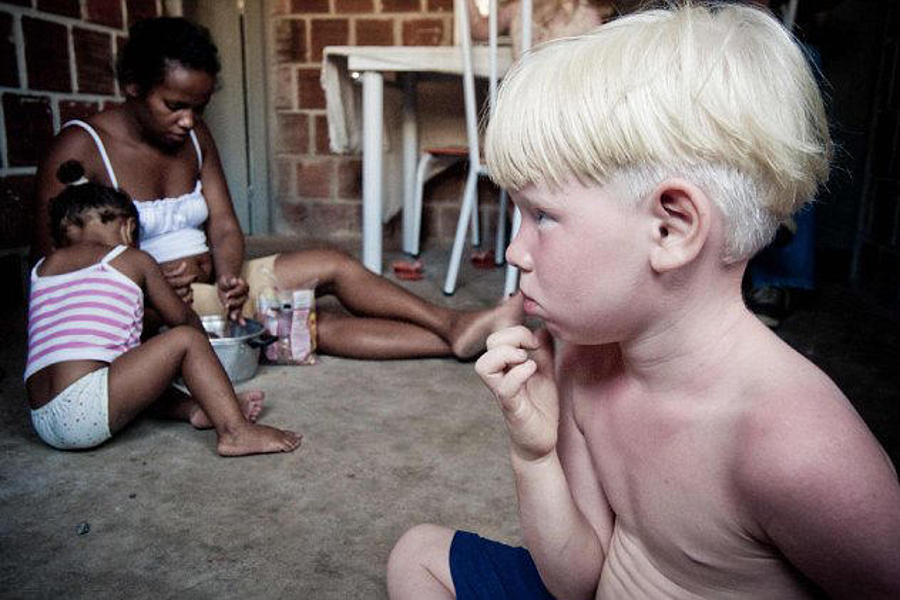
left=0, top=13, right=18, bottom=88
left=126, top=0, right=159, bottom=27
left=314, top=114, right=333, bottom=154
left=402, top=18, right=444, bottom=46
left=86, top=0, right=124, bottom=29
left=282, top=200, right=361, bottom=236
left=275, top=18, right=307, bottom=63
left=37, top=0, right=80, bottom=18
left=74, top=27, right=116, bottom=95
left=335, top=158, right=362, bottom=199
left=311, top=19, right=350, bottom=62
left=427, top=0, right=453, bottom=11
left=356, top=19, right=394, bottom=46
left=59, top=99, right=102, bottom=124
left=296, top=158, right=334, bottom=198
left=276, top=112, right=310, bottom=154
left=3, top=94, right=54, bottom=167
left=273, top=65, right=295, bottom=110
left=0, top=175, right=35, bottom=249
left=336, top=0, right=374, bottom=13
left=290, top=0, right=329, bottom=13
left=382, top=0, right=420, bottom=11
left=23, top=17, right=71, bottom=93
left=269, top=0, right=289, bottom=15
left=297, top=68, right=325, bottom=109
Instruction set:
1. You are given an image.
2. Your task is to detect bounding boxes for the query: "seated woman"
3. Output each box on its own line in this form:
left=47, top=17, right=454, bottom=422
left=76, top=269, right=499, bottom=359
left=32, top=17, right=522, bottom=360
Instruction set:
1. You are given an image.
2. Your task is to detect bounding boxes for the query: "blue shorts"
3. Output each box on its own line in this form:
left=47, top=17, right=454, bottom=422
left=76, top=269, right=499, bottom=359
left=449, top=530, right=554, bottom=600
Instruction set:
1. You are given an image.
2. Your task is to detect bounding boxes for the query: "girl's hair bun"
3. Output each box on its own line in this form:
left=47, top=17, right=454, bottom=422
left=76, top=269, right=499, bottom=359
left=56, top=160, right=86, bottom=185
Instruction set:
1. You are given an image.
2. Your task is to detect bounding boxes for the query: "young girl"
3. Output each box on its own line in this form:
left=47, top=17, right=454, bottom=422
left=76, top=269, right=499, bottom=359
left=25, top=161, right=301, bottom=456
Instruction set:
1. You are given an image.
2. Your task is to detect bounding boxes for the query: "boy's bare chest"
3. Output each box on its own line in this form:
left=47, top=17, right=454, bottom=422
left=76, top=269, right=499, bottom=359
left=567, top=382, right=805, bottom=594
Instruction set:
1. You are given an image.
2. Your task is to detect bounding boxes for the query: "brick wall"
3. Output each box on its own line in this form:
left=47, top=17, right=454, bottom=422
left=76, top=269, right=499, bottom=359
left=0, top=0, right=161, bottom=250
left=268, top=0, right=500, bottom=250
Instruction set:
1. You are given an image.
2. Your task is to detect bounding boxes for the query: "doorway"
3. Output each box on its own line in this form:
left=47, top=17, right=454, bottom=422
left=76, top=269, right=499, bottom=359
left=181, top=0, right=271, bottom=235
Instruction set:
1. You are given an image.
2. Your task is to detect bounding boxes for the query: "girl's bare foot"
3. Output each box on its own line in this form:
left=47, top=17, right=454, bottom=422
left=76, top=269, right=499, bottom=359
left=449, top=293, right=525, bottom=359
left=189, top=390, right=265, bottom=429
left=217, top=423, right=302, bottom=456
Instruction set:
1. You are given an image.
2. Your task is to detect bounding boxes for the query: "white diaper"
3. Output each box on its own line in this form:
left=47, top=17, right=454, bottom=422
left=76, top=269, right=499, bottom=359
left=31, top=368, right=112, bottom=450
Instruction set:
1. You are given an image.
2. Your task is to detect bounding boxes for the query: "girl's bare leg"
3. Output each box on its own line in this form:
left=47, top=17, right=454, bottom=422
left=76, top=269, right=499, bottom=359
left=387, top=524, right=457, bottom=600
left=274, top=250, right=524, bottom=359
left=153, top=386, right=264, bottom=428
left=107, top=326, right=301, bottom=456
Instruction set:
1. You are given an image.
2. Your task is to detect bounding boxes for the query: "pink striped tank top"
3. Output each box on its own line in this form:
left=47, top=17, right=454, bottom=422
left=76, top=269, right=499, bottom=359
left=24, top=245, right=144, bottom=381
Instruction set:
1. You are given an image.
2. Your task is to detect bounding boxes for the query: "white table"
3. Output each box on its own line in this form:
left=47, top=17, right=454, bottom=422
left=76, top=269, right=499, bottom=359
left=321, top=45, right=513, bottom=274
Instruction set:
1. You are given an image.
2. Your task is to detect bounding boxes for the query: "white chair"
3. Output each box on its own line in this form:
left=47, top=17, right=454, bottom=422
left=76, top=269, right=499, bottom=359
left=409, top=0, right=525, bottom=296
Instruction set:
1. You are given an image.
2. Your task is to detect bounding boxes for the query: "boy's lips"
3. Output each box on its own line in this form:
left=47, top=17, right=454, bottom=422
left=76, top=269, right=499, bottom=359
left=521, top=292, right=540, bottom=315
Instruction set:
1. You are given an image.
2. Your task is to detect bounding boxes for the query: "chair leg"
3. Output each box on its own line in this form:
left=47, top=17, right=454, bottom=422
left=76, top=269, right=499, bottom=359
left=469, top=190, right=480, bottom=247
left=502, top=207, right=522, bottom=298
left=494, top=188, right=508, bottom=265
left=409, top=153, right=434, bottom=256
left=443, top=167, right=480, bottom=295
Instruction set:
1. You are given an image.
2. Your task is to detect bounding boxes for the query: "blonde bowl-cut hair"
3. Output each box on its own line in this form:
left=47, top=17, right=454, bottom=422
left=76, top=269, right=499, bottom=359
left=484, top=1, right=832, bottom=263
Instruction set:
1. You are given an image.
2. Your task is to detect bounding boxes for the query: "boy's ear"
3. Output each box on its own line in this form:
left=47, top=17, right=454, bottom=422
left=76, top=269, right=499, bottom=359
left=647, top=179, right=711, bottom=273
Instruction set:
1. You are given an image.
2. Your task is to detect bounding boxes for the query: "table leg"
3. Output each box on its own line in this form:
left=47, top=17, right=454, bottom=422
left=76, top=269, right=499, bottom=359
left=361, top=71, right=384, bottom=274
left=401, top=73, right=419, bottom=255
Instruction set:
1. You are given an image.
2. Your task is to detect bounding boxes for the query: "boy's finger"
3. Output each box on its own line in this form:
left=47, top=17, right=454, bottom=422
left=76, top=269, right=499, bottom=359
left=475, top=345, right=529, bottom=381
left=529, top=328, right=555, bottom=373
left=485, top=325, right=538, bottom=351
left=495, top=360, right=537, bottom=410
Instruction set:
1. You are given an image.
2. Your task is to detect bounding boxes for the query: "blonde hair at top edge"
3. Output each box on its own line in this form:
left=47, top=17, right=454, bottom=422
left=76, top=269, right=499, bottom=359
left=484, top=1, right=832, bottom=263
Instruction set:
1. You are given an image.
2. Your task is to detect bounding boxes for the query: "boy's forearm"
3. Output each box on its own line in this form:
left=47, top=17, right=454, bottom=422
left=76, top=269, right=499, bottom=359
left=512, top=451, right=604, bottom=600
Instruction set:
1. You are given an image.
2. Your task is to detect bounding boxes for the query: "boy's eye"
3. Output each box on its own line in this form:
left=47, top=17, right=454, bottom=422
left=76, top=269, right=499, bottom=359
left=535, top=210, right=550, bottom=223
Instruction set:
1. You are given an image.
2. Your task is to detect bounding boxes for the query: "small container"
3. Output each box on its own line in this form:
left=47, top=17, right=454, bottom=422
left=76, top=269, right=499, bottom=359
left=200, top=316, right=275, bottom=382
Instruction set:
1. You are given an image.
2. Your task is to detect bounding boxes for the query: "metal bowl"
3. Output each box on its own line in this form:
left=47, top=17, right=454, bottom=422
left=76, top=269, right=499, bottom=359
left=201, top=316, right=272, bottom=383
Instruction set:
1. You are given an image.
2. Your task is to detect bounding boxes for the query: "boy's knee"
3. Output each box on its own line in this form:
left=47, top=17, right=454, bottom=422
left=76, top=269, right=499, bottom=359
left=387, top=523, right=453, bottom=579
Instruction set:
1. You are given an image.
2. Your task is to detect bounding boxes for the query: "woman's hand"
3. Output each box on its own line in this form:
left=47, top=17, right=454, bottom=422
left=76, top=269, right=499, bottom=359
left=475, top=326, right=558, bottom=462
left=217, top=274, right=249, bottom=323
left=162, top=261, right=197, bottom=304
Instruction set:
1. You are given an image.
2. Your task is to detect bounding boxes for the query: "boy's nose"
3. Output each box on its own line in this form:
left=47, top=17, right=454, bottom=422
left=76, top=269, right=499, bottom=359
left=505, top=233, right=531, bottom=272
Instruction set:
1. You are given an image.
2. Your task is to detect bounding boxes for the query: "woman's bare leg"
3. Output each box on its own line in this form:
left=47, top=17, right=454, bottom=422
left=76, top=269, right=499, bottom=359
left=107, top=326, right=301, bottom=456
left=316, top=311, right=451, bottom=359
left=274, top=249, right=523, bottom=359
left=387, top=524, right=457, bottom=600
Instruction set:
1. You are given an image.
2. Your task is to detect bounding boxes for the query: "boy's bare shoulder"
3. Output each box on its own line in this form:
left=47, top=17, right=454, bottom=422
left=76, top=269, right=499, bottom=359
left=730, top=335, right=897, bottom=527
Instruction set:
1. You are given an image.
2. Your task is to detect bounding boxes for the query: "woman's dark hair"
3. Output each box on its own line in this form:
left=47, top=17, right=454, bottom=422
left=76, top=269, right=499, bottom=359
left=50, top=161, right=139, bottom=247
left=116, top=17, right=220, bottom=94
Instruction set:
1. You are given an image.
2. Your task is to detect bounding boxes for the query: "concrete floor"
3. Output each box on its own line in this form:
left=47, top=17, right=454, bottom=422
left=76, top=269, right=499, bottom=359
left=1, top=240, right=898, bottom=598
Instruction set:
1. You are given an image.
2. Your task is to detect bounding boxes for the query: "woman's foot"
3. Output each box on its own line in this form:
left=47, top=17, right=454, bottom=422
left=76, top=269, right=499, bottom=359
left=449, top=293, right=525, bottom=359
left=217, top=423, right=302, bottom=456
left=190, top=390, right=265, bottom=429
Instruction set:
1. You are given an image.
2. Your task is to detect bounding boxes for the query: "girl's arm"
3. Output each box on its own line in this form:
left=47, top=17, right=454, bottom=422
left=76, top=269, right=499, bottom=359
left=193, top=120, right=249, bottom=319
left=132, top=249, right=204, bottom=331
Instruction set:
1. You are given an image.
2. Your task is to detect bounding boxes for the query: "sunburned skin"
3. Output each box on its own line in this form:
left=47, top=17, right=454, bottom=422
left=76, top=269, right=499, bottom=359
left=556, top=322, right=893, bottom=599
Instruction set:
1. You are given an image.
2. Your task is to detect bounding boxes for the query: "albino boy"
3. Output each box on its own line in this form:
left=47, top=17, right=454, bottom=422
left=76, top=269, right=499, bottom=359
left=387, top=3, right=900, bottom=599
